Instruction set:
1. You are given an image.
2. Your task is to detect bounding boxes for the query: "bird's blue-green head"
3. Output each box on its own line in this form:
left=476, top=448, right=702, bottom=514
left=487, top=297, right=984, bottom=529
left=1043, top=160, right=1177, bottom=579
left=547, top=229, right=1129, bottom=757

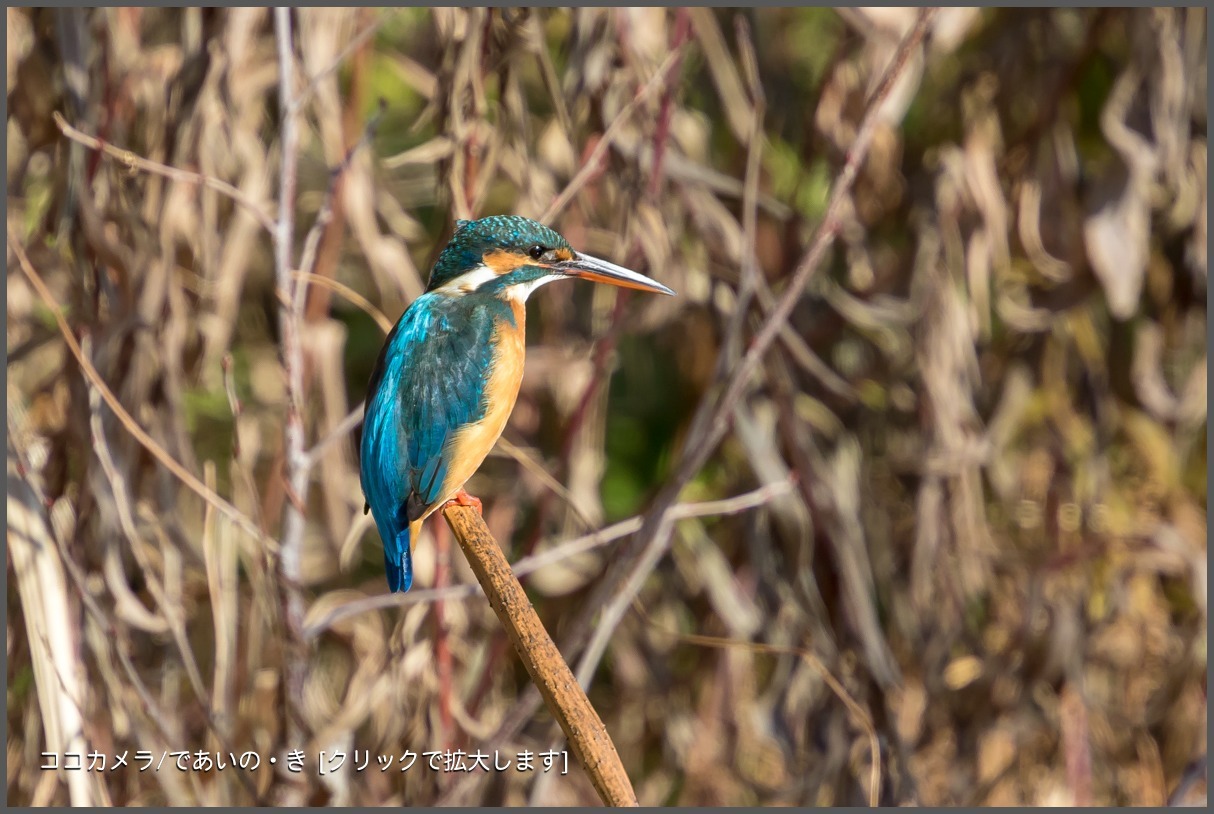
left=426, top=215, right=675, bottom=302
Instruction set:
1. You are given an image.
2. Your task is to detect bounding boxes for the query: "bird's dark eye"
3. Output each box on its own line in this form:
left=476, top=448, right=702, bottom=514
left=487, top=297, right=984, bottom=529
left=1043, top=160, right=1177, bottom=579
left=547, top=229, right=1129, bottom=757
left=528, top=245, right=545, bottom=260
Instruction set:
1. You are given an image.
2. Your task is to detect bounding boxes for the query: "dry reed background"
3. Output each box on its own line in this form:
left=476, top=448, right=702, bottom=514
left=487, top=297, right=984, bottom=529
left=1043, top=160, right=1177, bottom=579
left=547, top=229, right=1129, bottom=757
left=6, top=6, right=1208, bottom=806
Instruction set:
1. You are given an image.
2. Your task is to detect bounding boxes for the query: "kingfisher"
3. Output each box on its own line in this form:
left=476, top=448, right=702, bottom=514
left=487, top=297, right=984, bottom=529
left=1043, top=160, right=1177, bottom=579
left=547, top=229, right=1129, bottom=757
left=359, top=215, right=675, bottom=592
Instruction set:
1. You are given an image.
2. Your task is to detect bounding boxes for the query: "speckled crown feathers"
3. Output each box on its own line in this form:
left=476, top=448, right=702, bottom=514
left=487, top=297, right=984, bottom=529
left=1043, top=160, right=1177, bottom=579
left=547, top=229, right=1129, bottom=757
left=427, top=216, right=571, bottom=290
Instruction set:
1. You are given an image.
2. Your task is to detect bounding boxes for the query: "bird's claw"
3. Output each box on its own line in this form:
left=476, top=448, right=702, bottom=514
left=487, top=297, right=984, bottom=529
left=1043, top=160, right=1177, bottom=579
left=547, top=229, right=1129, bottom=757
left=444, top=489, right=483, bottom=515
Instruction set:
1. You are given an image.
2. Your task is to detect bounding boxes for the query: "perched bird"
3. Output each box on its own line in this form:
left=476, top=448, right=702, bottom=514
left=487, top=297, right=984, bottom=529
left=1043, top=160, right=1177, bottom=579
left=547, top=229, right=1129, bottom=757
left=360, top=216, right=675, bottom=592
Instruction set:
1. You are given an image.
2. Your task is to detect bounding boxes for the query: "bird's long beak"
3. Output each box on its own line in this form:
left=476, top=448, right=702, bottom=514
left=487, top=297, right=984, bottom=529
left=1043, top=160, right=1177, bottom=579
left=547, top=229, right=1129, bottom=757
left=555, top=252, right=676, bottom=295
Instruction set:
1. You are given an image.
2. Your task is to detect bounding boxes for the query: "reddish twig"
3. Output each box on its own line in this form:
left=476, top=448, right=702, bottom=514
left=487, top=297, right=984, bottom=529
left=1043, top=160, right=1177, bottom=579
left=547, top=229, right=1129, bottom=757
left=301, top=12, right=372, bottom=325
left=646, top=9, right=692, bottom=199
left=538, top=44, right=689, bottom=226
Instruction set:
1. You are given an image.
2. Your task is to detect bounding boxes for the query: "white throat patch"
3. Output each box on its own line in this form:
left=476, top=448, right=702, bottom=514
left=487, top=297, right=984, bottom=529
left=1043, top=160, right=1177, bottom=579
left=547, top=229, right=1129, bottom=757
left=434, top=264, right=500, bottom=295
left=502, top=273, right=560, bottom=303
left=434, top=264, right=561, bottom=303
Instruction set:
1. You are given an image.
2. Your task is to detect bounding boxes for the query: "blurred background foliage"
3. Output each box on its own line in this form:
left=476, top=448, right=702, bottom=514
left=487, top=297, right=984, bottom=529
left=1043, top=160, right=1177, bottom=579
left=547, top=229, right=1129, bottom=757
left=6, top=6, right=1207, bottom=806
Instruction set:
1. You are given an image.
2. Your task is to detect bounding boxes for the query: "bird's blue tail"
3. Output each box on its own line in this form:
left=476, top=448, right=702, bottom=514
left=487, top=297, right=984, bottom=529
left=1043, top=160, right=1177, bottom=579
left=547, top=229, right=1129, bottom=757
left=385, top=526, right=414, bottom=593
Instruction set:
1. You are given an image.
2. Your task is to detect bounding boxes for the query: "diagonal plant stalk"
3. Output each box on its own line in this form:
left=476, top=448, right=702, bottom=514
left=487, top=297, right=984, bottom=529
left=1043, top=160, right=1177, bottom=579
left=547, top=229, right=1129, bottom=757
left=441, top=504, right=638, bottom=807
left=437, top=12, right=942, bottom=805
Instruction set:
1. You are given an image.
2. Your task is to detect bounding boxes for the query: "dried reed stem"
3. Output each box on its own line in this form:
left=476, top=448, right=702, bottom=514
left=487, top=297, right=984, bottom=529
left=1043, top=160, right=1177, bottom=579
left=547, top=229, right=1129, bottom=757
left=440, top=504, right=639, bottom=807
left=274, top=8, right=309, bottom=595
left=8, top=438, right=92, bottom=807
left=273, top=8, right=311, bottom=804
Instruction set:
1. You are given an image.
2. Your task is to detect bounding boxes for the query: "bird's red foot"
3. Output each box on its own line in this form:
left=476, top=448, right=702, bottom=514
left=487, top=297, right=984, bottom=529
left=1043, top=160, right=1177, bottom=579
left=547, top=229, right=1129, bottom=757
left=444, top=488, right=483, bottom=515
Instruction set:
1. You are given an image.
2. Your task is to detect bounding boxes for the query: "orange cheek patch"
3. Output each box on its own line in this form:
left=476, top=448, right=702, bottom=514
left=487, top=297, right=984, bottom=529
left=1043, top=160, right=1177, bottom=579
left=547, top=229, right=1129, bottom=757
left=553, top=247, right=574, bottom=262
left=483, top=249, right=528, bottom=274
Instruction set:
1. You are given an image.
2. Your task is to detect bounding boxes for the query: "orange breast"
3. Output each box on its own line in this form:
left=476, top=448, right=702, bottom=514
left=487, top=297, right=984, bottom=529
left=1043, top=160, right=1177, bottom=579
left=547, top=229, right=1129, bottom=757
left=424, top=301, right=526, bottom=518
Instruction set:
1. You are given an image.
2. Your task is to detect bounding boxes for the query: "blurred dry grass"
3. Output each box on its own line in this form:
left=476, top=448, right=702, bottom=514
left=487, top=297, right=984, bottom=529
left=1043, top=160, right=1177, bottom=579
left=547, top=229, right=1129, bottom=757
left=6, top=6, right=1207, bottom=806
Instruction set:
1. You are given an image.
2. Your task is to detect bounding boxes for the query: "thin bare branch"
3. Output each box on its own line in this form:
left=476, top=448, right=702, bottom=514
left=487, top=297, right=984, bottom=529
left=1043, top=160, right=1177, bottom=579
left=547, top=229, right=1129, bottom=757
left=8, top=226, right=274, bottom=550
left=273, top=10, right=311, bottom=800
left=301, top=477, right=792, bottom=637
left=52, top=111, right=276, bottom=234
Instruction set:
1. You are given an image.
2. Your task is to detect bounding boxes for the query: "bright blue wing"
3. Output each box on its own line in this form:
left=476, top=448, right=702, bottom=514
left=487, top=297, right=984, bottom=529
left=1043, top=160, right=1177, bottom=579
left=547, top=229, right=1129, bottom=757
left=359, top=293, right=512, bottom=592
